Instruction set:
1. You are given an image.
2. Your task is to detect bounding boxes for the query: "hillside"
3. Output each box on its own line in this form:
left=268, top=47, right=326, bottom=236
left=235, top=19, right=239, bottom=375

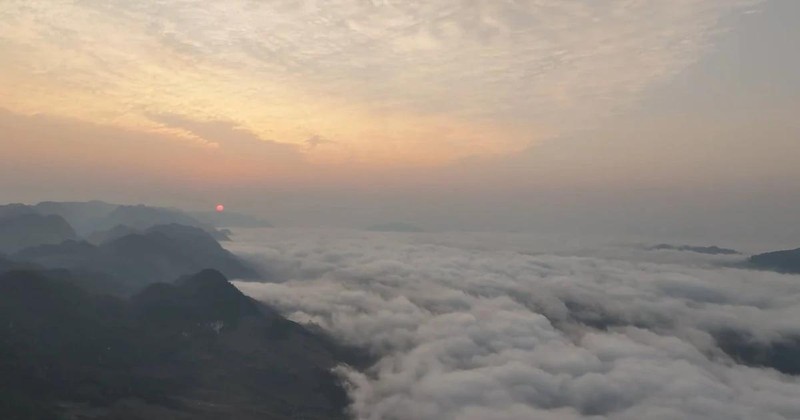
left=0, top=269, right=356, bottom=420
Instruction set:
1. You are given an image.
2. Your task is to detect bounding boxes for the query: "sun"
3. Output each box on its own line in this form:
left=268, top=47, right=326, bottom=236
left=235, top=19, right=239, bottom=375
left=215, top=204, right=224, bottom=213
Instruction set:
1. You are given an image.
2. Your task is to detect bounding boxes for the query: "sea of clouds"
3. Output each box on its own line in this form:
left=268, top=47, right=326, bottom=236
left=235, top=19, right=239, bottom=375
left=228, top=228, right=800, bottom=420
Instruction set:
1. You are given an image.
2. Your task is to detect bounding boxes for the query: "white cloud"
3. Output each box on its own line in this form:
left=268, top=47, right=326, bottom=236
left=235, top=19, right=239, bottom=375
left=230, top=228, right=800, bottom=420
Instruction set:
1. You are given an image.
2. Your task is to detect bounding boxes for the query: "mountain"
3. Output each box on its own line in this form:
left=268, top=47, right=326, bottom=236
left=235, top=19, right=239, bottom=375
left=366, top=222, right=424, bottom=233
left=33, top=201, right=119, bottom=236
left=648, top=244, right=740, bottom=255
left=93, top=204, right=230, bottom=241
left=0, top=254, right=39, bottom=272
left=748, top=247, right=800, bottom=274
left=13, top=224, right=258, bottom=295
left=86, top=224, right=140, bottom=245
left=0, top=213, right=77, bottom=254
left=4, top=201, right=229, bottom=240
left=99, top=205, right=208, bottom=232
left=0, top=270, right=138, bottom=419
left=0, top=203, right=38, bottom=219
left=0, top=269, right=356, bottom=420
left=0, top=201, right=362, bottom=419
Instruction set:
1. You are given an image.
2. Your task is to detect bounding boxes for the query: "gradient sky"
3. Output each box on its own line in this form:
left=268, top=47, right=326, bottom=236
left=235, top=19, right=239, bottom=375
left=1, top=0, right=798, bottom=244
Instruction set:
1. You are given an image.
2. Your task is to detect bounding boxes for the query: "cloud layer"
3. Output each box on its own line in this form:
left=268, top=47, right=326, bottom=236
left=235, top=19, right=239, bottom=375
left=231, top=228, right=800, bottom=420
left=0, top=0, right=761, bottom=163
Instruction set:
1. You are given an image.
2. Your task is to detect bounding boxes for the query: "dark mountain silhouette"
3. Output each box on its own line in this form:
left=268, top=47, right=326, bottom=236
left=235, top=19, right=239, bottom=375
left=0, top=213, right=77, bottom=254
left=0, top=269, right=357, bottom=420
left=648, top=244, right=740, bottom=255
left=748, top=247, right=800, bottom=274
left=0, top=257, right=114, bottom=293
left=0, top=201, right=366, bottom=419
left=13, top=224, right=258, bottom=295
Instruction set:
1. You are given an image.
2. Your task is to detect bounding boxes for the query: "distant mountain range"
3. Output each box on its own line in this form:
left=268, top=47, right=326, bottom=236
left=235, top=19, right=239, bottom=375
left=646, top=242, right=800, bottom=275
left=13, top=223, right=258, bottom=295
left=0, top=202, right=258, bottom=295
left=0, top=201, right=363, bottom=419
left=647, top=244, right=741, bottom=255
left=0, top=201, right=228, bottom=238
left=0, top=213, right=77, bottom=254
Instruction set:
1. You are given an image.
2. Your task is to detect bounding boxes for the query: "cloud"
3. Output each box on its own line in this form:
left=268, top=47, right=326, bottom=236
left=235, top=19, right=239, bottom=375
left=230, top=228, right=800, bottom=420
left=0, top=0, right=763, bottom=163
left=0, top=109, right=313, bottom=198
left=306, top=134, right=336, bottom=149
left=147, top=113, right=302, bottom=161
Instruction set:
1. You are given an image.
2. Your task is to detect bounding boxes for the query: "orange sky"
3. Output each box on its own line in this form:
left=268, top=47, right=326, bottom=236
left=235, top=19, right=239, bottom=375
left=2, top=0, right=799, bottom=238
left=0, top=0, right=765, bottom=172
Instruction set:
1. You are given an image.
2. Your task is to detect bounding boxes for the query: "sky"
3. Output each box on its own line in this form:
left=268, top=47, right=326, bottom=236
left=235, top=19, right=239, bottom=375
left=1, top=0, right=798, bottom=244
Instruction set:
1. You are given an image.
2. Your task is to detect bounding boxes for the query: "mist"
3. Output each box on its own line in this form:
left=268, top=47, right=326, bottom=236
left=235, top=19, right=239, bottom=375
left=230, top=228, right=800, bottom=420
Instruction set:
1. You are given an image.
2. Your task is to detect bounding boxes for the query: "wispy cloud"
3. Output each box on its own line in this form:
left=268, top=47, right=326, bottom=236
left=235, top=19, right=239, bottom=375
left=0, top=0, right=761, bottom=163
left=147, top=112, right=302, bottom=161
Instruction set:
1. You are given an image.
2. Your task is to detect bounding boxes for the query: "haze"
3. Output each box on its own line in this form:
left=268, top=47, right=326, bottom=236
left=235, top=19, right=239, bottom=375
left=2, top=0, right=799, bottom=248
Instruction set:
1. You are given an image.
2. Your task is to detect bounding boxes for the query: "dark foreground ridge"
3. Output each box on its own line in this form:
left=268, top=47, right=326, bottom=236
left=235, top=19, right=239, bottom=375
left=0, top=268, right=358, bottom=420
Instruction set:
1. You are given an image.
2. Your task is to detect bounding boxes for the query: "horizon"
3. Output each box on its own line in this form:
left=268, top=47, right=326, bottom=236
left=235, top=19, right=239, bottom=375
left=2, top=0, right=799, bottom=245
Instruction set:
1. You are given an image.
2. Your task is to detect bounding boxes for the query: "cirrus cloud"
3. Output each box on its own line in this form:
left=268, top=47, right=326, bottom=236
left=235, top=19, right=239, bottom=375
left=0, top=0, right=762, bottom=164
